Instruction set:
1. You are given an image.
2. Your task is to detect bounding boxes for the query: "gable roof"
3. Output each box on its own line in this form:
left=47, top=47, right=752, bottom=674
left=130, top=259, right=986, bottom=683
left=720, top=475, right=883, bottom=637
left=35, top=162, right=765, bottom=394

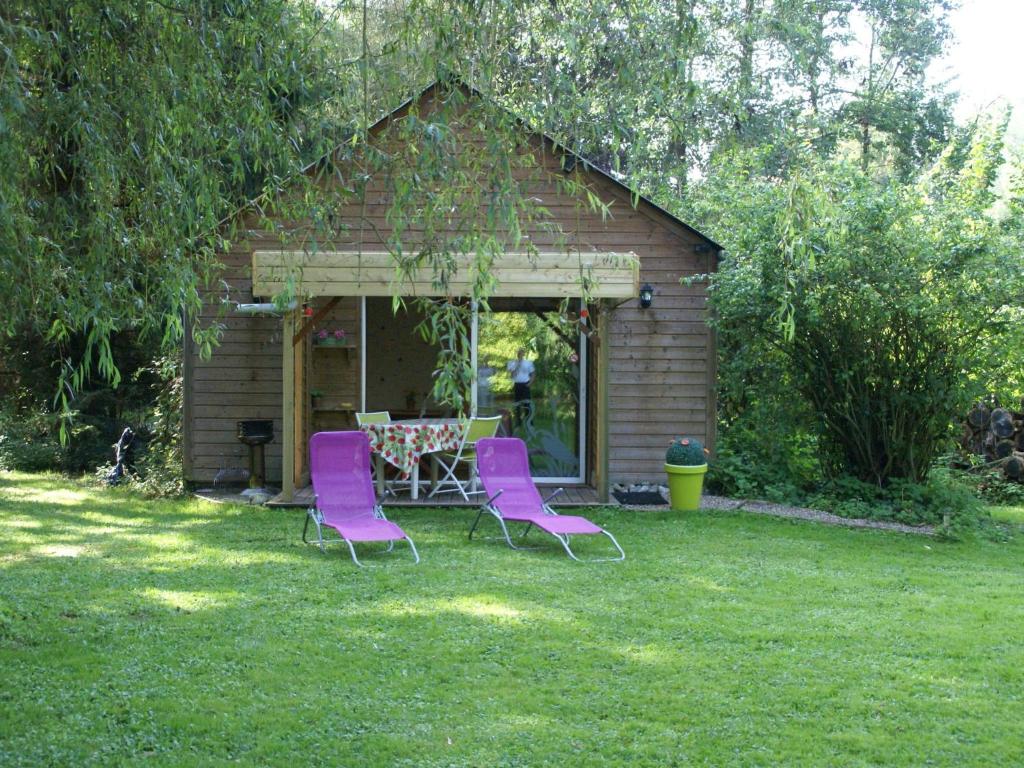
left=363, top=79, right=724, bottom=253
left=225, top=77, right=723, bottom=256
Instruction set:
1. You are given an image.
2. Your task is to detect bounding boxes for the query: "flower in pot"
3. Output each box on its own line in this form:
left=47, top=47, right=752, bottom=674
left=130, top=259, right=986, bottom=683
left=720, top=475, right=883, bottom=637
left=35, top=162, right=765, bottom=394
left=664, top=437, right=709, bottom=511
left=310, top=388, right=324, bottom=409
left=333, top=328, right=346, bottom=344
left=316, top=329, right=329, bottom=346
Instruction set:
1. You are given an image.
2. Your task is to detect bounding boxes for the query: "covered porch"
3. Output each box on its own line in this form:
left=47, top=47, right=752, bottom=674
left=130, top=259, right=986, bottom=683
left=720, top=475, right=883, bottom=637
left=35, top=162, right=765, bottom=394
left=252, top=249, right=639, bottom=504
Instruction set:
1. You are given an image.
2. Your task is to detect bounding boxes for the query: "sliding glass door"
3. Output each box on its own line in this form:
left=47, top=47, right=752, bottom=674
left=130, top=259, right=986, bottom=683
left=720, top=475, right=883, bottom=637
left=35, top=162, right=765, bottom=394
left=475, top=302, right=585, bottom=483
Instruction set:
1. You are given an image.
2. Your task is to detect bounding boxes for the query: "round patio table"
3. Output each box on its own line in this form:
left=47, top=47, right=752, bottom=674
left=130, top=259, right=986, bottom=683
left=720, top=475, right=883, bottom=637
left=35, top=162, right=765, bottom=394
left=359, top=418, right=464, bottom=500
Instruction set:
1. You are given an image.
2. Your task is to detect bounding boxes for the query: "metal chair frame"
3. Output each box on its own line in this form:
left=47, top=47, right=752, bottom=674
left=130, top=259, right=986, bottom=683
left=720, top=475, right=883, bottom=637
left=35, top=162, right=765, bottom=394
left=468, top=489, right=625, bottom=563
left=302, top=498, right=420, bottom=567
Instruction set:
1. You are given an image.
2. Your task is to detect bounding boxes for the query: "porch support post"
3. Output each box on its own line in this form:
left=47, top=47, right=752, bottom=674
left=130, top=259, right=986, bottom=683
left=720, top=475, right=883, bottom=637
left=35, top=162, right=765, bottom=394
left=360, top=297, right=367, bottom=412
left=293, top=318, right=305, bottom=489
left=470, top=300, right=478, bottom=416
left=282, top=309, right=296, bottom=502
left=597, top=300, right=611, bottom=503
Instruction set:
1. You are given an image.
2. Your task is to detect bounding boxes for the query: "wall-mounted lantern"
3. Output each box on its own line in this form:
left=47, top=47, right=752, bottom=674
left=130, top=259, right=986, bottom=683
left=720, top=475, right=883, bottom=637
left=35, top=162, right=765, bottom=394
left=639, top=283, right=654, bottom=309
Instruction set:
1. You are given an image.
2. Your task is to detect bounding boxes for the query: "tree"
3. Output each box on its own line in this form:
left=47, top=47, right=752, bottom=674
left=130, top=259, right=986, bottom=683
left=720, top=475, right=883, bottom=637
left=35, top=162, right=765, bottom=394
left=0, top=0, right=967, bottom=443
left=841, top=0, right=956, bottom=174
left=0, top=0, right=350, bottom=429
left=690, top=123, right=1023, bottom=486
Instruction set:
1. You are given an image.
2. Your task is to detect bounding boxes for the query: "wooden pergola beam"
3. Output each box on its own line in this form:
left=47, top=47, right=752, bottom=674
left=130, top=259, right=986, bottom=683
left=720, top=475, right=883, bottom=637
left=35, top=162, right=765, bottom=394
left=253, top=250, right=640, bottom=299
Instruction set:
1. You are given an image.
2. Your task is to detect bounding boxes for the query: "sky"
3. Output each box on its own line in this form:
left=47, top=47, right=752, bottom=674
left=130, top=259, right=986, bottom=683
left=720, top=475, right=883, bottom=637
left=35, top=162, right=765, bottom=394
left=938, top=0, right=1024, bottom=125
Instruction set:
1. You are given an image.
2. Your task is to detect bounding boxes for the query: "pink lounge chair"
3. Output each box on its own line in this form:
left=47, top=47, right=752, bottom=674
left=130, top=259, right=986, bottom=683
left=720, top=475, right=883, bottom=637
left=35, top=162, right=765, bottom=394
left=303, top=431, right=419, bottom=566
left=471, top=437, right=625, bottom=562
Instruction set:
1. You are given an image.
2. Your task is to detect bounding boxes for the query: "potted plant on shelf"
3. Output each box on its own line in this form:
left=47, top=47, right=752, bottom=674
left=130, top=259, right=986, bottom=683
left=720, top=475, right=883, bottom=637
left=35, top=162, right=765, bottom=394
left=314, top=328, right=347, bottom=346
left=665, top=437, right=709, bottom=511
left=310, top=389, right=324, bottom=409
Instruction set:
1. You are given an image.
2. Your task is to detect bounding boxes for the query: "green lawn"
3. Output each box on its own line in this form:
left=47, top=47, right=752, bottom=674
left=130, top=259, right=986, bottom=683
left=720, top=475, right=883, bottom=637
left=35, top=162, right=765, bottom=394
left=1, top=472, right=1022, bottom=767
left=991, top=505, right=1024, bottom=526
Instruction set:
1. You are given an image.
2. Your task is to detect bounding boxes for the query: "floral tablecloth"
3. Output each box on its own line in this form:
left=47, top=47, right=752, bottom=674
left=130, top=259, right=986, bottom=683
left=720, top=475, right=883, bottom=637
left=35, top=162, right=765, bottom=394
left=360, top=419, right=464, bottom=478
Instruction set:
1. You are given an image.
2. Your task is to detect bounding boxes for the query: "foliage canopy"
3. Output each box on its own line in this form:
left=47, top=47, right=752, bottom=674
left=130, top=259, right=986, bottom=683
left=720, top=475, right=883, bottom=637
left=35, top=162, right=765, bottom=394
left=1, top=0, right=963, bottom=418
left=690, top=117, right=1024, bottom=487
left=6, top=0, right=1018, bottom=511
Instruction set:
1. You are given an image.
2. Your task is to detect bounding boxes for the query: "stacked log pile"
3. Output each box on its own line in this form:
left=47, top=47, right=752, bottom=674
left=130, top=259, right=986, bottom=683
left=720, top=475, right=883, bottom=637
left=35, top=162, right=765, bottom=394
left=961, top=401, right=1024, bottom=481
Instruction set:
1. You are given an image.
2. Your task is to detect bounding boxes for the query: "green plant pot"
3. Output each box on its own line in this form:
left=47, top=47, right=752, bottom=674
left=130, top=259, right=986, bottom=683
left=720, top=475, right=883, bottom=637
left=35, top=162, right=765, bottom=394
left=664, top=463, right=708, bottom=511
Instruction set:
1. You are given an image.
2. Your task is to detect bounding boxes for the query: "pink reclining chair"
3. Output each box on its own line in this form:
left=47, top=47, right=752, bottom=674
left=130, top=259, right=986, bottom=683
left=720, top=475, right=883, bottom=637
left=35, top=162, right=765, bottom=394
left=303, top=431, right=419, bottom=566
left=472, top=437, right=624, bottom=562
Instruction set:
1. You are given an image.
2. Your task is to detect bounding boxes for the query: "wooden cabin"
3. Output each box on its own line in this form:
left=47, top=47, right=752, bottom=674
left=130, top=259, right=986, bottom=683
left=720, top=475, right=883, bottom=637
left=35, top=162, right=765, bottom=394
left=183, top=82, right=721, bottom=503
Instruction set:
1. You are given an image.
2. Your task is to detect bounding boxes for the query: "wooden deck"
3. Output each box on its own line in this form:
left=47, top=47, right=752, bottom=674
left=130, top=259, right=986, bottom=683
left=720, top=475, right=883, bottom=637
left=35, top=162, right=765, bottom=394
left=266, top=483, right=611, bottom=508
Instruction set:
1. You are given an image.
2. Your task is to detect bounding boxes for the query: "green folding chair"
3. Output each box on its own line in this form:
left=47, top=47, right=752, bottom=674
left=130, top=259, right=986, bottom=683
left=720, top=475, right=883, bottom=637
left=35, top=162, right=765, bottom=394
left=355, top=411, right=394, bottom=495
left=428, top=416, right=502, bottom=501
left=355, top=411, right=391, bottom=427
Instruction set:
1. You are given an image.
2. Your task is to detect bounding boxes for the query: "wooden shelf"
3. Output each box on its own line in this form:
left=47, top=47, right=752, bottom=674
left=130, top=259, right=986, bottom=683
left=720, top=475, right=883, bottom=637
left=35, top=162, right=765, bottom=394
left=312, top=344, right=356, bottom=351
left=312, top=406, right=355, bottom=413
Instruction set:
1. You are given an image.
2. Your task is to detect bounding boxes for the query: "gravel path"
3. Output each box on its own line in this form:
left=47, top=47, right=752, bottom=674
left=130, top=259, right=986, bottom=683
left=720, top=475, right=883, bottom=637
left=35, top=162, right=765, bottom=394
left=622, top=493, right=937, bottom=536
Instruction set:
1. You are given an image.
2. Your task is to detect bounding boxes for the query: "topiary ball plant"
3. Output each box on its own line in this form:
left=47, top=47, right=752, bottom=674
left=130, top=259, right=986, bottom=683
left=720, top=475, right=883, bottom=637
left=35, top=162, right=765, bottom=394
left=666, top=437, right=707, bottom=466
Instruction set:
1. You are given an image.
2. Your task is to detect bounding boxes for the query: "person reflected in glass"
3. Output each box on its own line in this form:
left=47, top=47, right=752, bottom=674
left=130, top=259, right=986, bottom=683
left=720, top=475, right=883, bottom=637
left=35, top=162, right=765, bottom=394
left=507, top=347, right=535, bottom=429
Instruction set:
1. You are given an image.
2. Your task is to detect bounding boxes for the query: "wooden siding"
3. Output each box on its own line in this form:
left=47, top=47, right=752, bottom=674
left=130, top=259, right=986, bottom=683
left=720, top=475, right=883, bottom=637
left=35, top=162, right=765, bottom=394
left=364, top=298, right=441, bottom=414
left=598, top=196, right=712, bottom=482
left=185, top=96, right=715, bottom=486
left=306, top=297, right=361, bottom=478
left=187, top=240, right=285, bottom=484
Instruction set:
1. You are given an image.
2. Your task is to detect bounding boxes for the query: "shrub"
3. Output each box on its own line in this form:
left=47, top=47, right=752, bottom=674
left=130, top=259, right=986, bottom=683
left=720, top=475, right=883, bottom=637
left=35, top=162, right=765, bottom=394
left=808, top=469, right=989, bottom=536
left=951, top=468, right=1024, bottom=507
left=690, top=130, right=1023, bottom=488
left=94, top=354, right=185, bottom=498
left=705, top=425, right=818, bottom=501
left=0, top=407, right=64, bottom=472
left=0, top=350, right=185, bottom=497
left=666, top=437, right=707, bottom=466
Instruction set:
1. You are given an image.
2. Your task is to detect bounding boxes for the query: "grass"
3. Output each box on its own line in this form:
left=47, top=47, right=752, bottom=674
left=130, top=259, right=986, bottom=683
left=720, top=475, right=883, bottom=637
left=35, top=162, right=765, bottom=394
left=990, top=504, right=1024, bottom=525
left=1, top=472, right=1023, bottom=767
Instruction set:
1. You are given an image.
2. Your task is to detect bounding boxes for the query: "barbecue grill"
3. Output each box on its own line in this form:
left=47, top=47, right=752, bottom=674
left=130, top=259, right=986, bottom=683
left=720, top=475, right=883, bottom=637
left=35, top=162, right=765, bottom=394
left=237, top=420, right=274, bottom=496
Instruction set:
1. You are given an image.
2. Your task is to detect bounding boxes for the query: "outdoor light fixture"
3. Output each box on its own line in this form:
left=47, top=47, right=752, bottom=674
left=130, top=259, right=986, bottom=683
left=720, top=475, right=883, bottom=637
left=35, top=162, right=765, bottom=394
left=639, top=283, right=654, bottom=309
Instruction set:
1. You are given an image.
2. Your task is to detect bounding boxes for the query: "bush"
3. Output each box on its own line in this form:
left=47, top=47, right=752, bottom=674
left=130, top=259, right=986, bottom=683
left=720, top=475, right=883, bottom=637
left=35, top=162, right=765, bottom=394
left=950, top=468, right=1024, bottom=507
left=0, top=329, right=163, bottom=475
left=92, top=354, right=185, bottom=498
left=808, top=469, right=989, bottom=536
left=0, top=349, right=185, bottom=497
left=689, top=129, right=1023, bottom=489
left=0, top=407, right=65, bottom=472
left=705, top=425, right=818, bottom=502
